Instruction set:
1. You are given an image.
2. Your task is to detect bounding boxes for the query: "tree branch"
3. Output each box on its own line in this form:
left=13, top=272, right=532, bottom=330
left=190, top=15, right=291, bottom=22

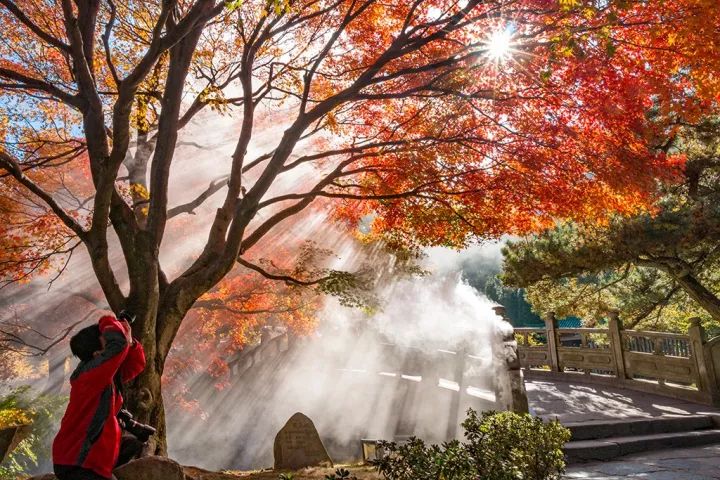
left=167, top=175, right=229, bottom=218
left=102, top=0, right=121, bottom=87
left=0, top=67, right=80, bottom=108
left=0, top=0, right=71, bottom=52
left=0, top=150, right=87, bottom=240
left=237, top=258, right=330, bottom=286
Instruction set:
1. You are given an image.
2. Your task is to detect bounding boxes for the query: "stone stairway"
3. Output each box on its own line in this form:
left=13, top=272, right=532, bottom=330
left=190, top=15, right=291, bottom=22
left=564, top=415, right=720, bottom=463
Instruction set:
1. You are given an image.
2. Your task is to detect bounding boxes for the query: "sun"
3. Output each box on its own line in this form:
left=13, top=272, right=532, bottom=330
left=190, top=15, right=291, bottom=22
left=484, top=27, right=513, bottom=62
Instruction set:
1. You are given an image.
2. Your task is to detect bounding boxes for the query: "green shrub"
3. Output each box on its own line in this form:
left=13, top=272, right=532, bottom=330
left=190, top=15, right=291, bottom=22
left=463, top=410, right=570, bottom=480
left=372, top=409, right=570, bottom=480
left=0, top=386, right=67, bottom=480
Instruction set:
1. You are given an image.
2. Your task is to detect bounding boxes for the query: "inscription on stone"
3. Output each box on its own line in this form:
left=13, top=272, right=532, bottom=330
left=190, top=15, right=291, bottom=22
left=273, top=412, right=333, bottom=470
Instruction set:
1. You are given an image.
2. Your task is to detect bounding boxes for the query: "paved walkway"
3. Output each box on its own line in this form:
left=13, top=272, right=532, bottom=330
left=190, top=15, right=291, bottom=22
left=525, top=377, right=720, bottom=423
left=526, top=377, right=720, bottom=478
left=564, top=444, right=720, bottom=479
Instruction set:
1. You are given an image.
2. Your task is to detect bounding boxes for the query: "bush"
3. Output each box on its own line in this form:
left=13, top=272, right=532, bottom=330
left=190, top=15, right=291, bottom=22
left=0, top=386, right=67, bottom=479
left=372, top=409, right=570, bottom=480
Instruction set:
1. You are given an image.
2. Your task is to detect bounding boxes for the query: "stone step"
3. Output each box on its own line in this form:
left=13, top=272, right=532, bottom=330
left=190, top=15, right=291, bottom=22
left=565, top=415, right=715, bottom=441
left=564, top=429, right=720, bottom=463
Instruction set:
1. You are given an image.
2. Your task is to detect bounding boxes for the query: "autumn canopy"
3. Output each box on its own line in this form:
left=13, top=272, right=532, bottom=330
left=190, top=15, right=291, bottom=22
left=1, top=0, right=718, bottom=449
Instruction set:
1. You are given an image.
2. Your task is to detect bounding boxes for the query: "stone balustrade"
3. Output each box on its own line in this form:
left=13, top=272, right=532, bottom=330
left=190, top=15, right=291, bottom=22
left=515, top=312, right=720, bottom=406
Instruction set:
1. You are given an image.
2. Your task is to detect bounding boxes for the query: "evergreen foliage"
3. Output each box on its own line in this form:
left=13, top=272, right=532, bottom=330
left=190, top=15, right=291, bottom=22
left=460, top=254, right=542, bottom=327
left=501, top=120, right=720, bottom=332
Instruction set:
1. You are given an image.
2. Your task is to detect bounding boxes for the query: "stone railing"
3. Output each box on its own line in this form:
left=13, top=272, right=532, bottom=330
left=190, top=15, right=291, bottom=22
left=515, top=311, right=720, bottom=406
left=218, top=327, right=528, bottom=416
left=190, top=326, right=529, bottom=442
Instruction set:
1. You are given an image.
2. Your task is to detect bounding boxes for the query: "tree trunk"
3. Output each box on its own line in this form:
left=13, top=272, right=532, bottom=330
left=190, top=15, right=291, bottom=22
left=125, top=356, right=167, bottom=455
left=122, top=296, right=190, bottom=455
left=671, top=271, right=720, bottom=322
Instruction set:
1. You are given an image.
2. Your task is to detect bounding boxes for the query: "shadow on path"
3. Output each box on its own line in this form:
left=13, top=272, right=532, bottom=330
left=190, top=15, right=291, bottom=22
left=526, top=378, right=720, bottom=424
left=564, top=444, right=720, bottom=479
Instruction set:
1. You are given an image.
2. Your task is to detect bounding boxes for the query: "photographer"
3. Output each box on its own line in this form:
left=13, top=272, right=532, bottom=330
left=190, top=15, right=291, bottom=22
left=52, top=312, right=146, bottom=480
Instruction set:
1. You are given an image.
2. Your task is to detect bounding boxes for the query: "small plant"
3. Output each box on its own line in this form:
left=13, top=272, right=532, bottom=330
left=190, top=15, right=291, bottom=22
left=372, top=409, right=570, bottom=480
left=278, top=473, right=295, bottom=480
left=325, top=467, right=358, bottom=480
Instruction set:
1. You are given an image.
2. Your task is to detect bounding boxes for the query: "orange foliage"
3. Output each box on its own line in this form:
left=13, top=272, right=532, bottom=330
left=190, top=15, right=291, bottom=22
left=0, top=0, right=719, bottom=402
left=321, top=0, right=718, bottom=248
left=164, top=242, right=321, bottom=389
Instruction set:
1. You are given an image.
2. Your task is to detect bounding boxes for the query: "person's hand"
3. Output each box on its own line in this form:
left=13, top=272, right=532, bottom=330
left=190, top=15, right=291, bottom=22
left=119, top=319, right=133, bottom=345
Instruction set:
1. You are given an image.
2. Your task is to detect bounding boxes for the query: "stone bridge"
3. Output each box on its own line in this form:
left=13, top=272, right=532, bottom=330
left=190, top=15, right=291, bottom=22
left=170, top=308, right=720, bottom=468
left=175, top=326, right=525, bottom=469
left=513, top=309, right=720, bottom=463
left=183, top=308, right=720, bottom=467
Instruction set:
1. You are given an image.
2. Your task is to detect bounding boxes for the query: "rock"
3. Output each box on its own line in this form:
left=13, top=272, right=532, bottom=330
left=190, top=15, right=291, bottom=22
left=114, top=455, right=185, bottom=480
left=28, top=475, right=56, bottom=480
left=273, top=412, right=333, bottom=470
left=0, top=425, right=31, bottom=464
left=0, top=426, right=18, bottom=463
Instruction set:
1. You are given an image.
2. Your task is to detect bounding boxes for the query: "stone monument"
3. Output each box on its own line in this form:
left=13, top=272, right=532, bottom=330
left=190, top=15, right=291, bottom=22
left=273, top=412, right=333, bottom=470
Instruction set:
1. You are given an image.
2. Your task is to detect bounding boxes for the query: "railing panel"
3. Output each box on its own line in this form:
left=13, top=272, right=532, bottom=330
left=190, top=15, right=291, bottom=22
left=558, top=347, right=616, bottom=373
left=518, top=346, right=551, bottom=369
left=624, top=351, right=698, bottom=385
left=622, top=330, right=692, bottom=358
left=515, top=328, right=547, bottom=346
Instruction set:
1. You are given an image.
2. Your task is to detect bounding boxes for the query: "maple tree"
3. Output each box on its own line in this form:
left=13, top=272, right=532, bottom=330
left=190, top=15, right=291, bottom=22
left=1, top=0, right=719, bottom=451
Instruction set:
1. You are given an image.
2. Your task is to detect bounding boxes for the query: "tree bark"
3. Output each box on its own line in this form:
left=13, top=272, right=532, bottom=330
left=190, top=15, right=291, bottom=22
left=123, top=295, right=190, bottom=455
left=671, top=271, right=720, bottom=322
left=125, top=352, right=166, bottom=455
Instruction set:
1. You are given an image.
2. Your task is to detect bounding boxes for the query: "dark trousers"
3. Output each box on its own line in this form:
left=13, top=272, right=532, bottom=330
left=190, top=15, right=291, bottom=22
left=115, top=433, right=144, bottom=467
left=54, top=435, right=142, bottom=479
left=53, top=465, right=115, bottom=480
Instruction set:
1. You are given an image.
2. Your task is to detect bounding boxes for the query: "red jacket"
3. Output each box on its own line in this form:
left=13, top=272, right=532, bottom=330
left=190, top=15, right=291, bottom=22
left=52, top=316, right=146, bottom=479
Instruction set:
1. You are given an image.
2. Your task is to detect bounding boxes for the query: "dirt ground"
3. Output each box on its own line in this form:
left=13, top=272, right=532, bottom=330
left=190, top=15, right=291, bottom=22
left=184, top=464, right=382, bottom=480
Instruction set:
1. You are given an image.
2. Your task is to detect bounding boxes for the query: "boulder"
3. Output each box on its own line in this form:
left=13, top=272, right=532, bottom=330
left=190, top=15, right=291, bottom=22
left=0, top=425, right=31, bottom=463
left=273, top=412, right=333, bottom=470
left=114, top=455, right=185, bottom=480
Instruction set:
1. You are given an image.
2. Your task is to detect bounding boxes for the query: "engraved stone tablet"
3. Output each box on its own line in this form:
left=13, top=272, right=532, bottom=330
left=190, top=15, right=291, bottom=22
left=273, top=412, right=333, bottom=470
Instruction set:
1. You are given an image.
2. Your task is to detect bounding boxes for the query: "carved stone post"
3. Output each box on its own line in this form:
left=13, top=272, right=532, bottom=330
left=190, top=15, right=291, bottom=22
left=492, top=305, right=507, bottom=321
left=505, top=339, right=530, bottom=414
left=545, top=312, right=561, bottom=372
left=688, top=317, right=718, bottom=399
left=492, top=305, right=530, bottom=414
left=607, top=310, right=627, bottom=380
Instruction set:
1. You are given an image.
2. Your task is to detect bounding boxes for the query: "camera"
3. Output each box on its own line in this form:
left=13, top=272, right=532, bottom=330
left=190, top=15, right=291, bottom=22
left=117, top=409, right=156, bottom=442
left=117, top=310, right=136, bottom=325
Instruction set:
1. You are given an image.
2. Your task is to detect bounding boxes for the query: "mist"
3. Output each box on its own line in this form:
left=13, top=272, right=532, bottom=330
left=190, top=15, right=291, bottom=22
left=167, top=245, right=512, bottom=470
left=1, top=107, right=513, bottom=473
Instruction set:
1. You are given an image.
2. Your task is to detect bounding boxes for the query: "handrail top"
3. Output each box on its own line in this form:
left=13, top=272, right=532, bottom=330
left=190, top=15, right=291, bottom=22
left=622, top=330, right=690, bottom=339
left=556, top=328, right=608, bottom=334
left=515, top=327, right=610, bottom=333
